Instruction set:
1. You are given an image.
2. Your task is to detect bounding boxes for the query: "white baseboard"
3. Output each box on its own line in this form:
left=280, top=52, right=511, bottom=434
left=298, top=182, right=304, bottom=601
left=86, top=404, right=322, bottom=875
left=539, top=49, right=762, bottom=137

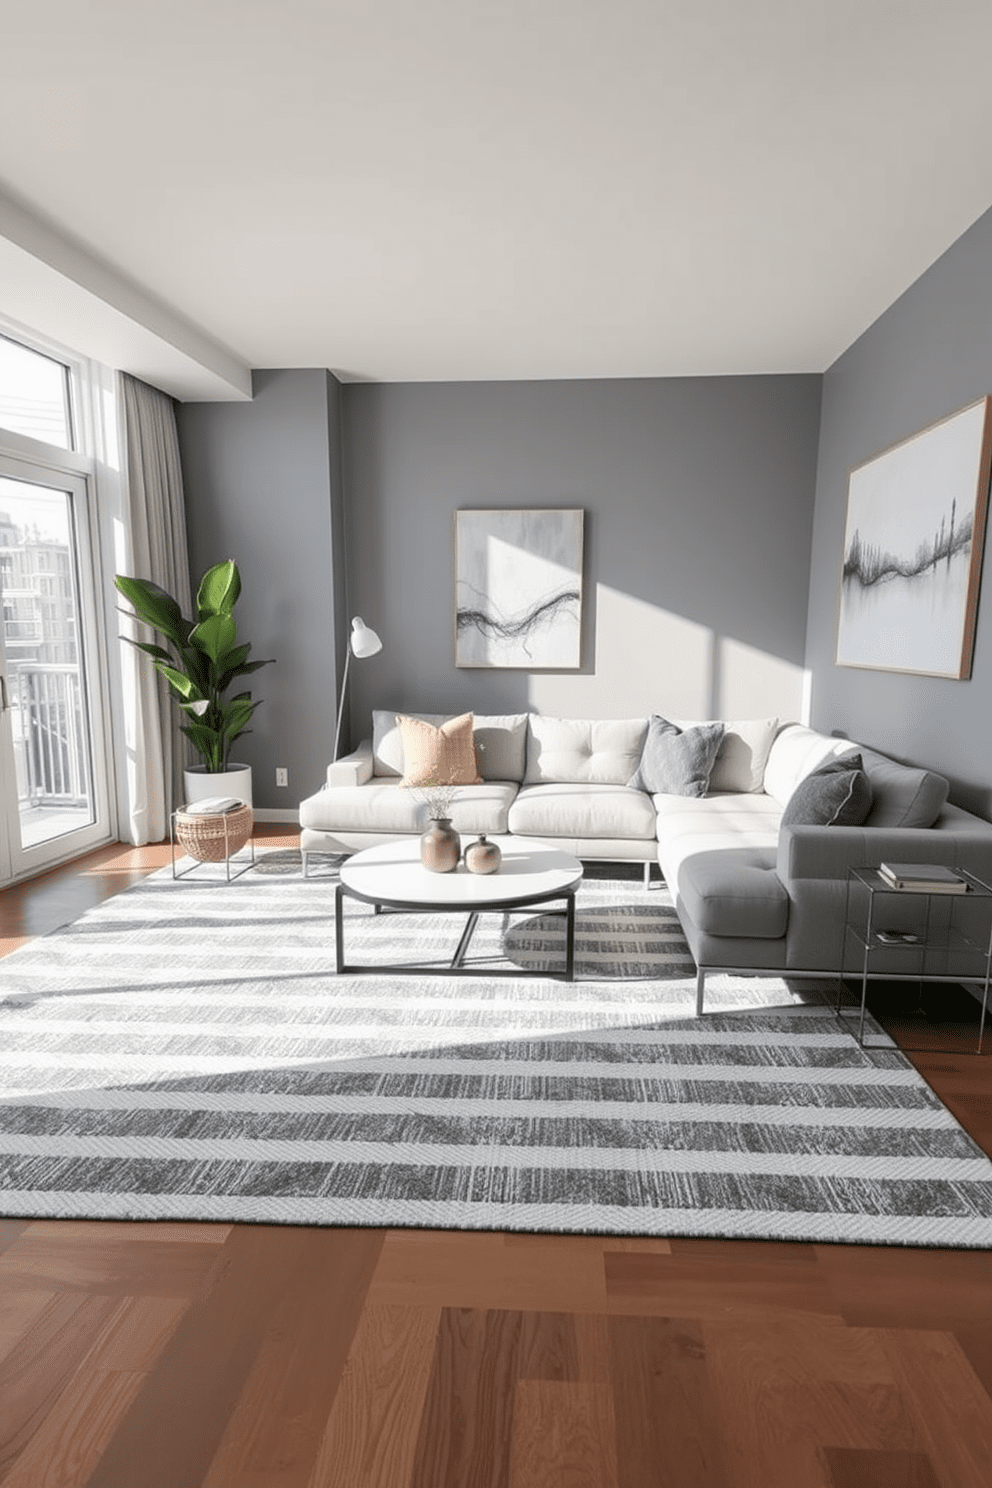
left=252, top=808, right=300, bottom=824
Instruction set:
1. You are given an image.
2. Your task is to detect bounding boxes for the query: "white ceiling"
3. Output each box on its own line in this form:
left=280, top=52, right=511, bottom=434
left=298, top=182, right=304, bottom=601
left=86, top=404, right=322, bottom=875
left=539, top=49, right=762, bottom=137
left=4, top=0, right=992, bottom=394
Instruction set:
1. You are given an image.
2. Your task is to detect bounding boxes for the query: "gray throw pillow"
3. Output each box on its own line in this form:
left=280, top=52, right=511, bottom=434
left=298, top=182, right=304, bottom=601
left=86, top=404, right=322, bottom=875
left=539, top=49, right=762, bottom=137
left=628, top=716, right=725, bottom=796
left=780, top=753, right=873, bottom=828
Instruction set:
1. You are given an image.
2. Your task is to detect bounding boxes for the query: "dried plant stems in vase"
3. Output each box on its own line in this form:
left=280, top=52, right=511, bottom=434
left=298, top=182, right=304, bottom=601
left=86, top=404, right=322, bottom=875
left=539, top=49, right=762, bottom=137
left=408, top=782, right=461, bottom=872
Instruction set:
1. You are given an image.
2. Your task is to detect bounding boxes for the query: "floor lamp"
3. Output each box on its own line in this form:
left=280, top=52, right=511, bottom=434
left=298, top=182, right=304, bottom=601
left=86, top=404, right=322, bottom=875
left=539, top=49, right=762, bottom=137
left=333, top=616, right=382, bottom=761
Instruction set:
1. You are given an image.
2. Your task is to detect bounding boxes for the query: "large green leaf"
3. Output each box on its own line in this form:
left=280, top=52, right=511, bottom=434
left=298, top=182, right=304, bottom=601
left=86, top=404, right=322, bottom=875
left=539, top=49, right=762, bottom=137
left=197, top=560, right=241, bottom=618
left=155, top=663, right=197, bottom=700
left=220, top=697, right=258, bottom=745
left=190, top=613, right=238, bottom=666
left=179, top=721, right=223, bottom=769
left=217, top=655, right=273, bottom=690
left=123, top=637, right=175, bottom=666
left=115, top=575, right=188, bottom=648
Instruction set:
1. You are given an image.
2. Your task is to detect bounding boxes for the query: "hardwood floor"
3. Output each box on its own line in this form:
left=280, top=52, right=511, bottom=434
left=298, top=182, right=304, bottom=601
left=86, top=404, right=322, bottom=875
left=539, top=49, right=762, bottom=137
left=2, top=832, right=991, bottom=1486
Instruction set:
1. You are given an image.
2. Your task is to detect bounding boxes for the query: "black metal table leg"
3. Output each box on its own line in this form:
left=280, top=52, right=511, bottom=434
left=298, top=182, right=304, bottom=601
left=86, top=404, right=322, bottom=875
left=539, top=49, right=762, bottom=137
left=451, top=911, right=480, bottom=968
left=564, top=890, right=576, bottom=981
left=334, top=883, right=345, bottom=973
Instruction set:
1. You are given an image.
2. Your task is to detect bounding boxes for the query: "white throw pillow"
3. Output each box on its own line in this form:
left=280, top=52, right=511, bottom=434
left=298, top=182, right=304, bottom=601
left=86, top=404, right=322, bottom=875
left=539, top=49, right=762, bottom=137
left=708, top=717, right=779, bottom=793
left=763, top=723, right=858, bottom=807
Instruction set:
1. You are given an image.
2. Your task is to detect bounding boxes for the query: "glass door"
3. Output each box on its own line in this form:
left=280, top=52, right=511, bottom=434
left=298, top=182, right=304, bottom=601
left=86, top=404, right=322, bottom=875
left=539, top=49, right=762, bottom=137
left=0, top=454, right=113, bottom=882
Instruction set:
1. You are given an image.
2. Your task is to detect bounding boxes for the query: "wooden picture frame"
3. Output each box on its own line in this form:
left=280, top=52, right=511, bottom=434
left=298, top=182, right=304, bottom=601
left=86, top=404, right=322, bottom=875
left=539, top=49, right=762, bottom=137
left=836, top=397, right=992, bottom=678
left=454, top=508, right=584, bottom=669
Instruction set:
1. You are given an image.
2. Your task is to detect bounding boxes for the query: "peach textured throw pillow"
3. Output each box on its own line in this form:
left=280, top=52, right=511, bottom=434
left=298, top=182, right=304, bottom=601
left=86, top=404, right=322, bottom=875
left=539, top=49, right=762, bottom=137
left=398, top=712, right=482, bottom=787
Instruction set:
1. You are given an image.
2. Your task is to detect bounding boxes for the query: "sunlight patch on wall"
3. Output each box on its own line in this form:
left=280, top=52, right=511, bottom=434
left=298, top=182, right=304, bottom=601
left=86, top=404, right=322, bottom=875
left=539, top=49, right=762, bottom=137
left=528, top=584, right=714, bottom=717
left=718, top=636, right=807, bottom=723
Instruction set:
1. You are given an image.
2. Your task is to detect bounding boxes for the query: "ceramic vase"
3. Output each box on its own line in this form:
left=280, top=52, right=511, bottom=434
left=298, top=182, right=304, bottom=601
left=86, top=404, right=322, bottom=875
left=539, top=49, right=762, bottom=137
left=465, top=834, right=502, bottom=874
left=420, top=817, right=460, bottom=872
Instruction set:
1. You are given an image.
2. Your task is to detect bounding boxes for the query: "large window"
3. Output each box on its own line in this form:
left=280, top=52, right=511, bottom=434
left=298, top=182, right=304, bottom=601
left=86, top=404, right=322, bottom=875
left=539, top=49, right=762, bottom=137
left=0, top=330, right=113, bottom=882
left=0, top=334, right=74, bottom=449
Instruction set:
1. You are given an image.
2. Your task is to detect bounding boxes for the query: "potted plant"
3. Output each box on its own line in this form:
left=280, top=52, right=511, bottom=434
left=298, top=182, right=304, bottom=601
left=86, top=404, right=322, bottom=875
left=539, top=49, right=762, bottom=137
left=114, top=559, right=272, bottom=805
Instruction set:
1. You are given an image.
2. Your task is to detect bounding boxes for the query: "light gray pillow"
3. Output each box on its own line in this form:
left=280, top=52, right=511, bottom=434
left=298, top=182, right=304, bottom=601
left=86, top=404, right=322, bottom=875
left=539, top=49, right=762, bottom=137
left=628, top=716, right=725, bottom=797
left=780, top=753, right=873, bottom=828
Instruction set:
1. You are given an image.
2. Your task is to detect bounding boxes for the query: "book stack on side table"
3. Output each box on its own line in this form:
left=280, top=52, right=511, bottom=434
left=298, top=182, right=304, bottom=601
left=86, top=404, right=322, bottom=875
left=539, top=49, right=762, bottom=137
left=878, top=862, right=968, bottom=893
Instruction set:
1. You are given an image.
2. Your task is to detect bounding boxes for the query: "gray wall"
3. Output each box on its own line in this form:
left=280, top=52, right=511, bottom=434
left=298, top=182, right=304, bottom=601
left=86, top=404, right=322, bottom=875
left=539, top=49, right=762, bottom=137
left=806, top=206, right=992, bottom=818
left=177, top=368, right=347, bottom=807
left=342, top=376, right=822, bottom=742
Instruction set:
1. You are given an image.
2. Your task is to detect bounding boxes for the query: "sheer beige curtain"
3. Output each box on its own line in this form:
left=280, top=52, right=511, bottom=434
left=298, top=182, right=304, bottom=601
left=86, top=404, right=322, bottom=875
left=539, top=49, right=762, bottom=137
left=117, top=373, right=194, bottom=842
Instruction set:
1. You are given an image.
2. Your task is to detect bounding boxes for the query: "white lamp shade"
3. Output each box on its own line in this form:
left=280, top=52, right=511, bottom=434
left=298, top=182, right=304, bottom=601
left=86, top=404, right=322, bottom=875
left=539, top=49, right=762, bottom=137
left=350, top=616, right=382, bottom=659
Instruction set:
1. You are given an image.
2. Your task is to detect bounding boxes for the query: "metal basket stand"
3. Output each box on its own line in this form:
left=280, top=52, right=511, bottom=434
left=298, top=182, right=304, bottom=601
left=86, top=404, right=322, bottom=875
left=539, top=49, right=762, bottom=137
left=171, top=803, right=255, bottom=882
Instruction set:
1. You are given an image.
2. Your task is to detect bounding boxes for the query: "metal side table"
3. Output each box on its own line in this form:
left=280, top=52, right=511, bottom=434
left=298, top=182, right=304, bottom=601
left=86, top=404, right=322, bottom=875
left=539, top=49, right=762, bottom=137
left=837, top=866, right=992, bottom=1053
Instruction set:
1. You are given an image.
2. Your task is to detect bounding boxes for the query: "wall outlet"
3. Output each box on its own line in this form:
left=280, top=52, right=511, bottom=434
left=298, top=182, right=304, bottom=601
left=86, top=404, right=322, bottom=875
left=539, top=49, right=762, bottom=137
left=276, top=767, right=289, bottom=788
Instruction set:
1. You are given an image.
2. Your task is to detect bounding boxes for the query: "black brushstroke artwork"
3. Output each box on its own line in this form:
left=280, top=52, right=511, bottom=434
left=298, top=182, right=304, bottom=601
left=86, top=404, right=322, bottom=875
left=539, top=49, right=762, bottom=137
left=456, top=586, right=580, bottom=659
left=843, top=499, right=973, bottom=589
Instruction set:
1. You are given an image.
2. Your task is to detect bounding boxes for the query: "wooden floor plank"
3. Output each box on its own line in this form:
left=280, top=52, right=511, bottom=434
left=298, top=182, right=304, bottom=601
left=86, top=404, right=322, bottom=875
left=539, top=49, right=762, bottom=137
left=517, top=1311, right=580, bottom=1382
left=26, top=1221, right=231, bottom=1247
left=0, top=1221, right=30, bottom=1258
left=409, top=1308, right=523, bottom=1488
left=371, top=1230, right=612, bottom=1313
left=81, top=1226, right=369, bottom=1488
left=0, top=1368, right=146, bottom=1488
left=877, top=1329, right=992, bottom=1488
left=813, top=1245, right=992, bottom=1331
left=0, top=1292, right=120, bottom=1480
left=822, top=1445, right=941, bottom=1488
left=198, top=1228, right=384, bottom=1488
left=0, top=1232, right=225, bottom=1299
left=79, top=1295, right=190, bottom=1375
left=0, top=1289, right=55, bottom=1370
left=573, top=1312, right=612, bottom=1385
left=307, top=1304, right=441, bottom=1488
left=603, top=1249, right=840, bottom=1320
left=701, top=1312, right=916, bottom=1488
left=511, top=1380, right=619, bottom=1488
left=608, top=1315, right=730, bottom=1488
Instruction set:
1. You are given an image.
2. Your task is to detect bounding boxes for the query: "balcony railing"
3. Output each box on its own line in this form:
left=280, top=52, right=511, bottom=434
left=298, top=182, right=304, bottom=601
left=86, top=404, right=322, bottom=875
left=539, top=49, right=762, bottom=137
left=12, top=662, right=91, bottom=808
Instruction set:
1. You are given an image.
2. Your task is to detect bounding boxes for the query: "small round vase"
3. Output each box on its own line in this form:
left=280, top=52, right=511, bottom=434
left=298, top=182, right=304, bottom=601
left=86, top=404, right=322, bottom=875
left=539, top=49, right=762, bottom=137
left=465, top=833, right=502, bottom=874
left=420, top=817, right=460, bottom=873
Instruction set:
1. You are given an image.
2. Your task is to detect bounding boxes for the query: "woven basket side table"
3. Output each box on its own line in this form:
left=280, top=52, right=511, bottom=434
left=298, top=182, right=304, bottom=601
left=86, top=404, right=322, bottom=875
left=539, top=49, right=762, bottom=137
left=171, top=803, right=255, bottom=881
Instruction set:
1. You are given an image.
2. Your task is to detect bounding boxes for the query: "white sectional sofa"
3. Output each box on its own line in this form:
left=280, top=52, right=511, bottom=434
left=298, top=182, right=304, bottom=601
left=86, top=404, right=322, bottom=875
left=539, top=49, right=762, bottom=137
left=299, top=710, right=992, bottom=1005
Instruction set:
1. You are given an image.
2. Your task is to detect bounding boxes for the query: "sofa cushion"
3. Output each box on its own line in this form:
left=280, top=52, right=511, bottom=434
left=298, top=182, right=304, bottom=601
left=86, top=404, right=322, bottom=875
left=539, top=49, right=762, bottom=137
left=524, top=716, right=647, bottom=786
left=654, top=791, right=784, bottom=895
left=629, top=716, right=724, bottom=796
left=859, top=746, right=950, bottom=828
left=707, top=717, right=779, bottom=793
left=780, top=755, right=873, bottom=828
left=472, top=715, right=529, bottom=782
left=508, top=782, right=658, bottom=840
left=677, top=848, right=789, bottom=939
left=300, top=779, right=518, bottom=836
left=763, top=724, right=863, bottom=807
left=397, top=712, right=481, bottom=786
left=373, top=710, right=528, bottom=782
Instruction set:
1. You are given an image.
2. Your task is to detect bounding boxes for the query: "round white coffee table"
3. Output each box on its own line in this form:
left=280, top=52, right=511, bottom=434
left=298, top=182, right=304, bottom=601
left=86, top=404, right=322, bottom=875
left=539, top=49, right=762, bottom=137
left=335, top=836, right=583, bottom=979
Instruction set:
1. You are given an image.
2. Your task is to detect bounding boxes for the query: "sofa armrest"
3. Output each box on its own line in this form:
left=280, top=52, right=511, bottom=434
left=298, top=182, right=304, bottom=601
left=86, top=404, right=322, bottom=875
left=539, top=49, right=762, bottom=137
left=325, top=739, right=374, bottom=789
left=777, top=822, right=992, bottom=885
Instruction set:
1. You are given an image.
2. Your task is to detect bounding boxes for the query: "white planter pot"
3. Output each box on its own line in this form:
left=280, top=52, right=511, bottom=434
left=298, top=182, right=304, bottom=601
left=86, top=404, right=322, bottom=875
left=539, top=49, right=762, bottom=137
left=183, top=763, right=253, bottom=808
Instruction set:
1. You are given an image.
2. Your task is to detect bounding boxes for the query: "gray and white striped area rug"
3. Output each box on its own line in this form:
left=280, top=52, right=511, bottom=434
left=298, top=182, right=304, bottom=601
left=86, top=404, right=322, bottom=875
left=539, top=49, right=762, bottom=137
left=2, top=851, right=991, bottom=1247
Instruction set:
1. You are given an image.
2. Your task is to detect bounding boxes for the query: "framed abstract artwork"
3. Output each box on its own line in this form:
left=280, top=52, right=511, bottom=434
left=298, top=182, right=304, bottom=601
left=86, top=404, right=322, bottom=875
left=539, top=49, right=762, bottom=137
left=454, top=508, right=584, bottom=668
left=836, top=397, right=992, bottom=679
